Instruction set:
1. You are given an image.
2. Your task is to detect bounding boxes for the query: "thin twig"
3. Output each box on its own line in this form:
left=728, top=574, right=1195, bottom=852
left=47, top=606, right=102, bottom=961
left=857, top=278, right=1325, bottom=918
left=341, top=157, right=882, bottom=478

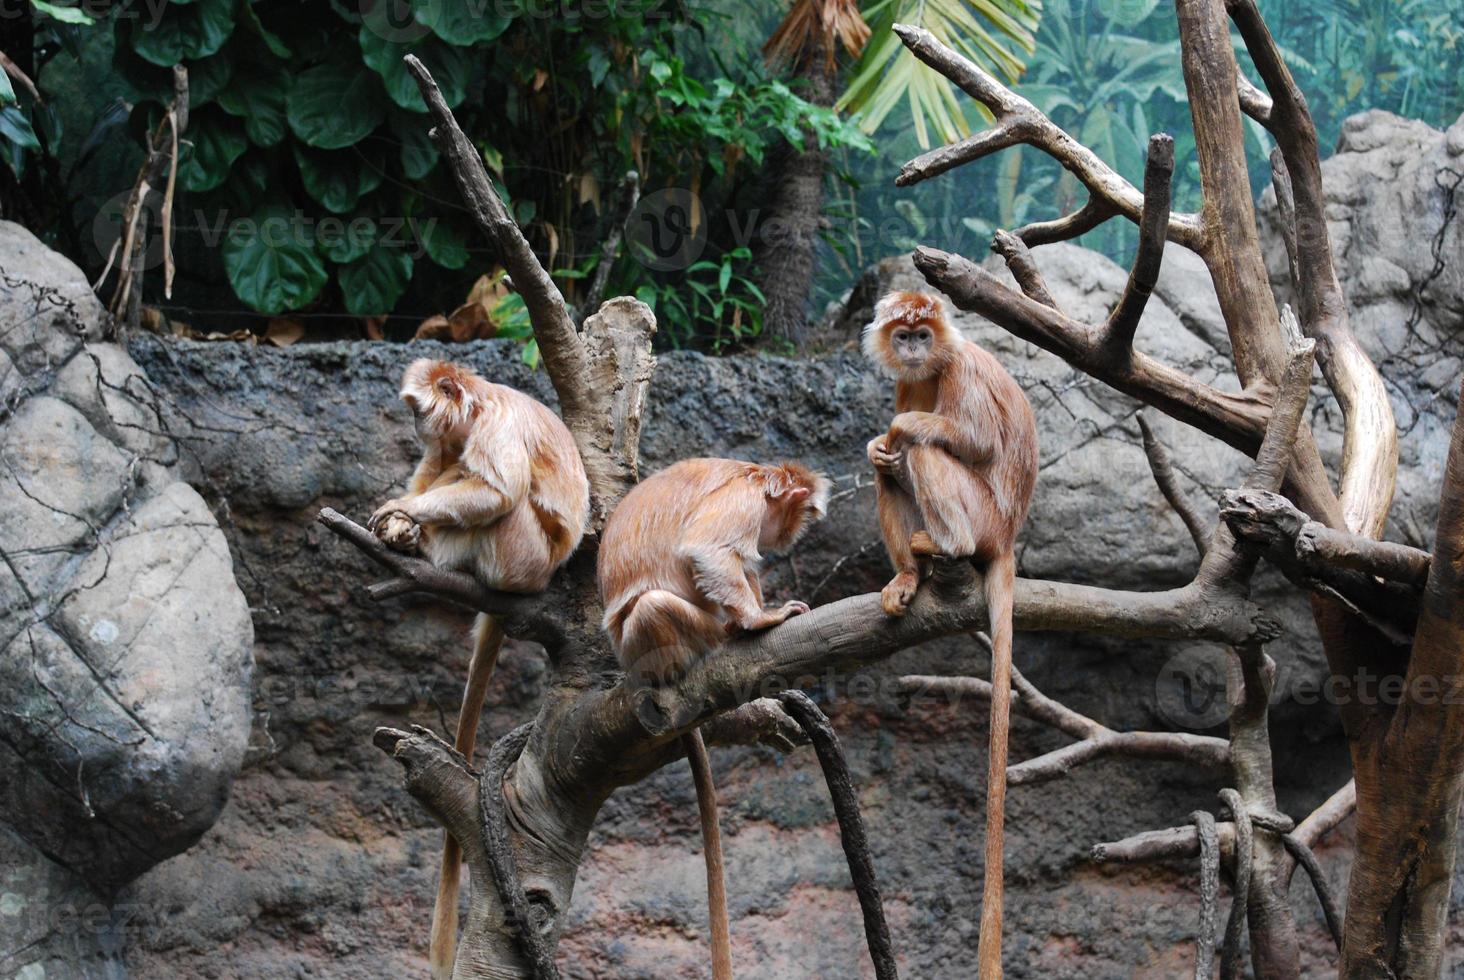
left=1104, top=134, right=1176, bottom=352
left=1138, top=411, right=1209, bottom=557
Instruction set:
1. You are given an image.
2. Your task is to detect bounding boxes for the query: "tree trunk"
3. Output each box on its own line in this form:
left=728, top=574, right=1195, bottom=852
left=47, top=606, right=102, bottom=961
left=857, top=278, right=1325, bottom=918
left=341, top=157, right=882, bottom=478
left=756, top=44, right=835, bottom=349
left=1341, top=378, right=1464, bottom=979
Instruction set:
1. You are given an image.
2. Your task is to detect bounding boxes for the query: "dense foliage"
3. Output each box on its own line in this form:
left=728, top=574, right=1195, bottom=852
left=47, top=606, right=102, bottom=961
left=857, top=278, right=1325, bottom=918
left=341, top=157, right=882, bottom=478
left=0, top=0, right=1458, bottom=346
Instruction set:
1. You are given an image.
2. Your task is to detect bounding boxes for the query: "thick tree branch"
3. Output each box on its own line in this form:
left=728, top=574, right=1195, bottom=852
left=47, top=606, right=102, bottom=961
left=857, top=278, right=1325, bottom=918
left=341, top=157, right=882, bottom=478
left=1225, top=0, right=1398, bottom=538
left=991, top=231, right=1057, bottom=310
left=891, top=24, right=1204, bottom=251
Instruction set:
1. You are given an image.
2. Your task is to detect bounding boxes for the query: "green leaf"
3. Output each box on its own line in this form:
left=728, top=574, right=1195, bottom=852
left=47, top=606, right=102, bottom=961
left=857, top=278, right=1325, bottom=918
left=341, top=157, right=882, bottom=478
left=414, top=0, right=511, bottom=45
left=239, top=0, right=291, bottom=58
left=293, top=143, right=385, bottom=213
left=217, top=59, right=288, bottom=146
left=415, top=217, right=468, bottom=269
left=132, top=0, right=236, bottom=67
left=31, top=0, right=96, bottom=24
left=338, top=242, right=413, bottom=315
left=358, top=27, right=472, bottom=112
left=389, top=108, right=437, bottom=178
left=317, top=213, right=377, bottom=264
left=287, top=48, right=385, bottom=149
left=223, top=204, right=328, bottom=314
left=178, top=107, right=247, bottom=192
left=0, top=71, right=14, bottom=107
left=0, top=106, right=40, bottom=150
left=187, top=52, right=235, bottom=106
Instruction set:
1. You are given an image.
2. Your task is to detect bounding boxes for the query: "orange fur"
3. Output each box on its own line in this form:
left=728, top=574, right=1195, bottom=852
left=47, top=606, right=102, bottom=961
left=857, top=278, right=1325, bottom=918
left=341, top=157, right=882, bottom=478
left=597, top=456, right=829, bottom=980
left=598, top=457, right=829, bottom=685
left=371, top=358, right=590, bottom=980
left=865, top=292, right=1037, bottom=980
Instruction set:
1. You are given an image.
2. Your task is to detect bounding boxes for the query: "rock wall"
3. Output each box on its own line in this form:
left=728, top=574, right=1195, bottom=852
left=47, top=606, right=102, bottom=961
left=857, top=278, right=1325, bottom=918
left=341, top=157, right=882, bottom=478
left=3, top=109, right=1462, bottom=978
left=0, top=223, right=254, bottom=977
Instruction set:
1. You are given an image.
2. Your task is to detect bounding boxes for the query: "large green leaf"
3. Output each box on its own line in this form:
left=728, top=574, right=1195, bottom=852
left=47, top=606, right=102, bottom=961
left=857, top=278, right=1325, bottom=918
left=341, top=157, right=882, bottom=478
left=391, top=110, right=438, bottom=179
left=293, top=143, right=385, bottom=213
left=223, top=204, right=328, bottom=314
left=359, top=27, right=472, bottom=112
left=32, top=0, right=96, bottom=24
left=415, top=217, right=468, bottom=269
left=178, top=107, right=248, bottom=192
left=187, top=51, right=235, bottom=106
left=338, top=242, right=413, bottom=315
left=287, top=49, right=386, bottom=149
left=0, top=71, right=14, bottom=107
left=132, top=0, right=236, bottom=67
left=317, top=213, right=377, bottom=264
left=414, top=0, right=511, bottom=45
left=239, top=1, right=292, bottom=58
left=217, top=60, right=289, bottom=146
left=0, top=107, right=40, bottom=150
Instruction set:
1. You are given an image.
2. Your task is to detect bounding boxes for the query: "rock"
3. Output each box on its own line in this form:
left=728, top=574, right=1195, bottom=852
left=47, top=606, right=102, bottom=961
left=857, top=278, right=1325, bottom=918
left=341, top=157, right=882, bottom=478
left=0, top=221, right=253, bottom=907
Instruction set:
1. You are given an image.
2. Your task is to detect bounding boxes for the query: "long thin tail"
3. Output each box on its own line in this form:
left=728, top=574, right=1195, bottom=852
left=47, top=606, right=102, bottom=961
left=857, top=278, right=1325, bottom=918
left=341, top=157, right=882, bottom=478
left=683, top=728, right=733, bottom=980
left=430, top=614, right=505, bottom=980
left=976, top=551, right=1015, bottom=980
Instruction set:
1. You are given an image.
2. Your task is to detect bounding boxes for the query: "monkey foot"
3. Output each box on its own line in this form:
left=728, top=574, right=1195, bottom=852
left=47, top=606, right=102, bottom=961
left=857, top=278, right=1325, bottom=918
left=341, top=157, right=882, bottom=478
left=880, top=571, right=920, bottom=617
left=909, top=531, right=942, bottom=558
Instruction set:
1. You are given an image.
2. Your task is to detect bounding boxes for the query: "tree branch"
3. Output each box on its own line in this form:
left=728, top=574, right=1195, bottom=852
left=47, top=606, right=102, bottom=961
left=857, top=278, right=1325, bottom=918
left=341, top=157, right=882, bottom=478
left=891, top=24, right=1204, bottom=251
left=1104, top=134, right=1176, bottom=352
left=1012, top=196, right=1116, bottom=247
left=1225, top=0, right=1398, bottom=538
left=991, top=231, right=1058, bottom=310
left=1138, top=411, right=1210, bottom=558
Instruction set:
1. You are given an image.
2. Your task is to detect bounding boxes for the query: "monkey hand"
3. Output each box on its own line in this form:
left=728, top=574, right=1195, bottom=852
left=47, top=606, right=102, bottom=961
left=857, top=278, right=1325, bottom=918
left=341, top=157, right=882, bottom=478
left=367, top=499, right=415, bottom=533
left=867, top=435, right=903, bottom=475
left=377, top=512, right=422, bottom=553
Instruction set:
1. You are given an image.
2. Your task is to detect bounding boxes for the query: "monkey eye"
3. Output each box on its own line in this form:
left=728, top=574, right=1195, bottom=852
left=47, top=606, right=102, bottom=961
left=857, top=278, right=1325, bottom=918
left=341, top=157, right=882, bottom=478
left=893, top=330, right=909, bottom=342
left=916, top=330, right=932, bottom=342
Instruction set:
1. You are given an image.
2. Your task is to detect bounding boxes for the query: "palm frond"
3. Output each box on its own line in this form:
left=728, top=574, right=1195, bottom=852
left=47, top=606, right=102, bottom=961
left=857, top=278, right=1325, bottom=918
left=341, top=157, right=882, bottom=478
left=838, top=0, right=1040, bottom=148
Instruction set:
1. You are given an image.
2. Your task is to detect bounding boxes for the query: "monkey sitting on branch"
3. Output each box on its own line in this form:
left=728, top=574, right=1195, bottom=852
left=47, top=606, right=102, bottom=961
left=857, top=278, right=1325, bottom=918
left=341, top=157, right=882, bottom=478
left=367, top=358, right=590, bottom=980
left=864, top=291, right=1038, bottom=980
left=598, top=457, right=830, bottom=980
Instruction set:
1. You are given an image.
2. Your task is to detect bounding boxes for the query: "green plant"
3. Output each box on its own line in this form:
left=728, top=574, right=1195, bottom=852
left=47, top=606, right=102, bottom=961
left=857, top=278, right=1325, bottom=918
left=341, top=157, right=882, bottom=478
left=632, top=245, right=767, bottom=351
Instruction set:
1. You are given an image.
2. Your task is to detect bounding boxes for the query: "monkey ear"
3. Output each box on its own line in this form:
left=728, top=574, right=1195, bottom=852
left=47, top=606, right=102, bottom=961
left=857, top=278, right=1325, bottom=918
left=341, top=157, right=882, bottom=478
left=785, top=486, right=811, bottom=503
left=436, top=376, right=460, bottom=399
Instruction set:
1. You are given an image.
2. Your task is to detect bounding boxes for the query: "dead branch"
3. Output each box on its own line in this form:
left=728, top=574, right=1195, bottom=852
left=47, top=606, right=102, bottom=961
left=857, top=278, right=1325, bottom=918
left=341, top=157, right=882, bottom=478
left=990, top=231, right=1057, bottom=310
left=577, top=170, right=641, bottom=325
left=1226, top=0, right=1398, bottom=538
left=1138, top=412, right=1209, bottom=557
left=777, top=692, right=899, bottom=980
left=1191, top=809, right=1220, bottom=980
left=1011, top=197, right=1115, bottom=247
left=1104, top=135, right=1175, bottom=352
left=891, top=24, right=1204, bottom=251
left=896, top=665, right=1229, bottom=786
left=480, top=724, right=560, bottom=980
left=1292, top=779, right=1356, bottom=851
left=1219, top=788, right=1253, bottom=979
left=316, top=508, right=564, bottom=646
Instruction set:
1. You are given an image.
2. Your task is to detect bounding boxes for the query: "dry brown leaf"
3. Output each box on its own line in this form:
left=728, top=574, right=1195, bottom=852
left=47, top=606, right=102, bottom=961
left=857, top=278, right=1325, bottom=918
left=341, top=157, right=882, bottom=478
left=448, top=301, right=496, bottom=342
left=265, top=318, right=305, bottom=347
left=413, top=315, right=452, bottom=341
left=466, top=270, right=511, bottom=308
left=363, top=315, right=387, bottom=340
left=140, top=306, right=166, bottom=334
left=578, top=173, right=601, bottom=213
left=532, top=68, right=548, bottom=91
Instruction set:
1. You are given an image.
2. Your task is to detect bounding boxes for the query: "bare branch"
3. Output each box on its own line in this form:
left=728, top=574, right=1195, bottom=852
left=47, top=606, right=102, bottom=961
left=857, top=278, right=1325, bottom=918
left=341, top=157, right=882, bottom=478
left=317, top=508, right=564, bottom=646
left=1104, top=134, right=1176, bottom=352
left=1012, top=196, right=1115, bottom=247
left=1237, top=73, right=1274, bottom=127
left=1269, top=151, right=1301, bottom=297
left=991, top=231, right=1057, bottom=310
left=403, top=56, right=589, bottom=423
left=777, top=692, right=899, bottom=980
left=1226, top=0, right=1398, bottom=538
left=891, top=24, right=1204, bottom=250
left=1094, top=822, right=1236, bottom=864
left=1293, top=779, right=1356, bottom=851
left=1192, top=810, right=1221, bottom=980
left=577, top=170, right=640, bottom=325
left=900, top=663, right=1228, bottom=787
left=1138, top=412, right=1210, bottom=557
left=914, top=245, right=1273, bottom=457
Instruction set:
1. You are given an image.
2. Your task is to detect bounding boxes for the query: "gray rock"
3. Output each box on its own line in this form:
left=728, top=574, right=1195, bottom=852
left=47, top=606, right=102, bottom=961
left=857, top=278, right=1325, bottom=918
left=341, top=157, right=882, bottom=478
left=0, top=221, right=253, bottom=909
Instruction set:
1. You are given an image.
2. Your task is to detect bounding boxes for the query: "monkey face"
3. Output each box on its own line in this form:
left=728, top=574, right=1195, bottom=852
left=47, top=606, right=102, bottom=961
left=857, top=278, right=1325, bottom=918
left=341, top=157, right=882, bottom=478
left=889, top=323, right=936, bottom=374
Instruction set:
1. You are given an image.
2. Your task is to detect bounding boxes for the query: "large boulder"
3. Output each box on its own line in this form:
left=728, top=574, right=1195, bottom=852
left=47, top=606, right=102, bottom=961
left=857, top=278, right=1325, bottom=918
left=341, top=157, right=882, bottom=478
left=0, top=217, right=253, bottom=953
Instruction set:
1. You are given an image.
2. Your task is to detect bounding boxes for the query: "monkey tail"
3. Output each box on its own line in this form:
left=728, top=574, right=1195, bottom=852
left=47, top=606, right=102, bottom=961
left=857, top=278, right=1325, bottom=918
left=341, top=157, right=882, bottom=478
left=976, top=551, right=1015, bottom=980
left=430, top=613, right=505, bottom=980
left=684, top=728, right=733, bottom=980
